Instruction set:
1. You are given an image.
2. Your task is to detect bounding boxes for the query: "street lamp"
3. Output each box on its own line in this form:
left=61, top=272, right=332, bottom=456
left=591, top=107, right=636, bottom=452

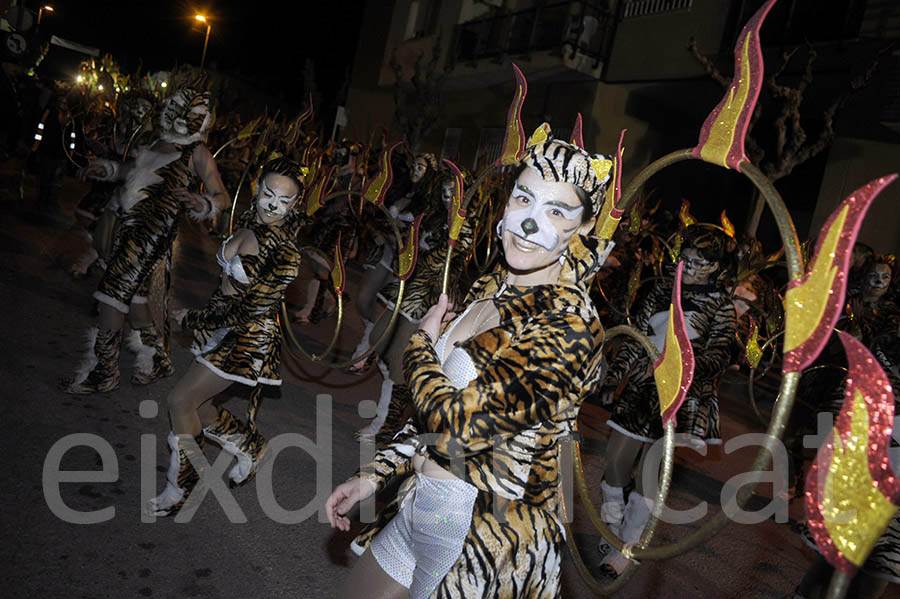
left=37, top=5, right=53, bottom=25
left=194, top=14, right=211, bottom=69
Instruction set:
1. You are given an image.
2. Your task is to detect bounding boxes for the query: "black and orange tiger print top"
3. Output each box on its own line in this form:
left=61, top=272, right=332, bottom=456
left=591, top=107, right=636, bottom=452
left=357, top=233, right=606, bottom=510
left=182, top=208, right=303, bottom=332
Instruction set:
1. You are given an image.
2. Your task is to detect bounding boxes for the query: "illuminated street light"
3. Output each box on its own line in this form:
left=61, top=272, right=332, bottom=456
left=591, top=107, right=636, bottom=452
left=161, top=81, right=168, bottom=88
left=194, top=14, right=212, bottom=70
left=37, top=5, right=53, bottom=25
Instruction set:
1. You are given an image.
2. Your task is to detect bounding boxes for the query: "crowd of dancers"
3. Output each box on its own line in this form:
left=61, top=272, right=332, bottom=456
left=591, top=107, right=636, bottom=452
left=4, top=50, right=899, bottom=598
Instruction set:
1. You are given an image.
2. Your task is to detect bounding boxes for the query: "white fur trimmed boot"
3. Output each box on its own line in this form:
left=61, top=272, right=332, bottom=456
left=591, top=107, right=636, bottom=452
left=599, top=490, right=654, bottom=578
left=597, top=480, right=626, bottom=556
left=355, top=359, right=393, bottom=441
left=202, top=408, right=268, bottom=487
left=147, top=432, right=206, bottom=517
left=59, top=327, right=122, bottom=394
left=130, top=322, right=175, bottom=386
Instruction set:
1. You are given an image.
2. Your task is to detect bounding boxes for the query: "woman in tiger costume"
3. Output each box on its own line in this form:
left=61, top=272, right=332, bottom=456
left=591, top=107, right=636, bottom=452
left=596, top=225, right=737, bottom=577
left=60, top=84, right=229, bottom=394
left=326, top=136, right=611, bottom=598
left=147, top=158, right=306, bottom=516
left=357, top=173, right=476, bottom=446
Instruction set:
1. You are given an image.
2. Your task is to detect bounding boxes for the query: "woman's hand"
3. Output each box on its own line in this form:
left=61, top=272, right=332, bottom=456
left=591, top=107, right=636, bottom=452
left=325, top=478, right=375, bottom=531
left=418, top=293, right=456, bottom=345
left=174, top=189, right=208, bottom=214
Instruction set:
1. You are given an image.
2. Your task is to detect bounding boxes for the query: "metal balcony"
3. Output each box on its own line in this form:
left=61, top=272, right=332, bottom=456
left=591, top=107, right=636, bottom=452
left=449, top=1, right=615, bottom=73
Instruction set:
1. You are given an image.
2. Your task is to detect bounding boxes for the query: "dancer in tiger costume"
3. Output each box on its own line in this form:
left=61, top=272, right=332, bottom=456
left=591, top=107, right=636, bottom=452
left=60, top=84, right=229, bottom=394
left=326, top=135, right=612, bottom=598
left=70, top=89, right=155, bottom=277
left=596, top=225, right=737, bottom=577
left=357, top=174, right=476, bottom=446
left=147, top=158, right=306, bottom=516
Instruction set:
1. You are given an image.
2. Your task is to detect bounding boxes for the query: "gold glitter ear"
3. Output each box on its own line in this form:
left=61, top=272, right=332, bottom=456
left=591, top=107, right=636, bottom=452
left=526, top=123, right=551, bottom=148
left=590, top=158, right=613, bottom=182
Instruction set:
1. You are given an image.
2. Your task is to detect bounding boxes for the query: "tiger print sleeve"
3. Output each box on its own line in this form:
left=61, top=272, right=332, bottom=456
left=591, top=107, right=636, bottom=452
left=403, top=310, right=599, bottom=457
left=183, top=244, right=301, bottom=330
left=604, top=282, right=668, bottom=386
left=692, top=296, right=737, bottom=377
left=351, top=420, right=418, bottom=493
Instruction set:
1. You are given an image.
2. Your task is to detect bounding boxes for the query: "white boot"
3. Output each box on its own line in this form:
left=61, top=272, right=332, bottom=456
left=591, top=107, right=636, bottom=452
left=357, top=360, right=392, bottom=438
left=597, top=480, right=626, bottom=555
left=600, top=490, right=654, bottom=577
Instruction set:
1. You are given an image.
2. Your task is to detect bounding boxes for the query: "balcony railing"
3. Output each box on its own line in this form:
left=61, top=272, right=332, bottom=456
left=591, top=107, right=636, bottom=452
left=450, top=1, right=615, bottom=71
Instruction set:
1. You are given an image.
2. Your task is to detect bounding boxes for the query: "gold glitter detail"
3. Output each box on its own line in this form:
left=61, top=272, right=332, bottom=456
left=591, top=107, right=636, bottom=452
left=679, top=200, right=696, bottom=228
left=784, top=204, right=848, bottom=352
left=364, top=149, right=392, bottom=205
left=596, top=157, right=619, bottom=239
left=526, top=123, right=551, bottom=148
left=745, top=320, right=763, bottom=368
left=654, top=306, right=683, bottom=418
left=498, top=74, right=527, bottom=166
left=823, top=389, right=898, bottom=566
left=699, top=31, right=752, bottom=168
left=397, top=221, right=418, bottom=280
left=590, top=158, right=613, bottom=182
left=331, top=241, right=345, bottom=295
left=721, top=210, right=735, bottom=238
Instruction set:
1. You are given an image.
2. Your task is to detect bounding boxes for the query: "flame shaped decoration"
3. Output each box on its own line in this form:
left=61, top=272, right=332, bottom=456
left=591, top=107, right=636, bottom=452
left=805, top=331, right=900, bottom=574
left=692, top=0, right=776, bottom=171
left=596, top=129, right=627, bottom=239
left=331, top=232, right=346, bottom=296
left=782, top=175, right=896, bottom=373
left=496, top=63, right=528, bottom=166
left=397, top=214, right=424, bottom=281
left=745, top=317, right=763, bottom=369
left=305, top=172, right=326, bottom=217
left=301, top=136, right=319, bottom=164
left=720, top=210, right=736, bottom=238
left=679, top=200, right=697, bottom=228
left=653, top=262, right=696, bottom=426
left=285, top=97, right=313, bottom=149
left=237, top=112, right=263, bottom=140
left=570, top=113, right=584, bottom=149
left=442, top=159, right=467, bottom=246
left=363, top=142, right=400, bottom=206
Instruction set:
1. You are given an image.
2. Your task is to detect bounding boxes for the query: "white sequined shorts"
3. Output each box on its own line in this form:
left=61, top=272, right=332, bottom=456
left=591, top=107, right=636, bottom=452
left=369, top=473, right=478, bottom=598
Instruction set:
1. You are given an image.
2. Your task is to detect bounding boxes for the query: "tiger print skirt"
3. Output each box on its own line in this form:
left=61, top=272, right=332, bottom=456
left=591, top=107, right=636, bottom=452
left=607, top=343, right=721, bottom=446
left=94, top=197, right=180, bottom=313
left=189, top=290, right=283, bottom=387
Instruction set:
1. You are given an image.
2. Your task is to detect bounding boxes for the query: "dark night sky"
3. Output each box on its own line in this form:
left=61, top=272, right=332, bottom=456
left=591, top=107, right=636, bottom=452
left=35, top=0, right=365, bottom=106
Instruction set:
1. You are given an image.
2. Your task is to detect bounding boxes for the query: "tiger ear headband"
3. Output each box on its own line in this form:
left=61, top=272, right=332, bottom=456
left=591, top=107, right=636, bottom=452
left=495, top=64, right=619, bottom=240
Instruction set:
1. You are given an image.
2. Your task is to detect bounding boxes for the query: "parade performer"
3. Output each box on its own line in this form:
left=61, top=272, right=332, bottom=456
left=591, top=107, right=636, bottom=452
left=326, top=136, right=610, bottom=598
left=147, top=157, right=305, bottom=516
left=60, top=84, right=229, bottom=393
left=347, top=152, right=437, bottom=373
left=597, top=225, right=737, bottom=577
left=70, top=89, right=155, bottom=277
left=357, top=174, right=475, bottom=445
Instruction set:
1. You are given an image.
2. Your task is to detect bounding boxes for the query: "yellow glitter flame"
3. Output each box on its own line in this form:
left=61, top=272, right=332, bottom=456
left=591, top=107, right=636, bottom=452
left=783, top=204, right=848, bottom=353
left=745, top=320, right=763, bottom=368
left=331, top=242, right=345, bottom=296
left=822, top=389, right=898, bottom=566
left=699, top=30, right=752, bottom=168
left=526, top=123, right=551, bottom=148
left=654, top=307, right=683, bottom=418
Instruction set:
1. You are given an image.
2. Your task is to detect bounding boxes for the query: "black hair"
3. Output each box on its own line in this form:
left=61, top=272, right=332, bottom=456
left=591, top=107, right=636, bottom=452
left=259, top=157, right=304, bottom=196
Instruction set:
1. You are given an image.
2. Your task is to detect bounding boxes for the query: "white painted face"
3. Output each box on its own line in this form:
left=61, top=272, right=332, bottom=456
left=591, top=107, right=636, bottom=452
left=500, top=167, right=589, bottom=272
left=681, top=247, right=719, bottom=285
left=502, top=167, right=584, bottom=252
left=411, top=157, right=428, bottom=183
left=441, top=179, right=455, bottom=207
left=865, top=264, right=892, bottom=299
left=255, top=173, right=301, bottom=226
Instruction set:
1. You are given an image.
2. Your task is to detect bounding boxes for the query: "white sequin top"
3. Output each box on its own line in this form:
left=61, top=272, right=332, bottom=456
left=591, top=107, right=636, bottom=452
left=433, top=302, right=481, bottom=390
